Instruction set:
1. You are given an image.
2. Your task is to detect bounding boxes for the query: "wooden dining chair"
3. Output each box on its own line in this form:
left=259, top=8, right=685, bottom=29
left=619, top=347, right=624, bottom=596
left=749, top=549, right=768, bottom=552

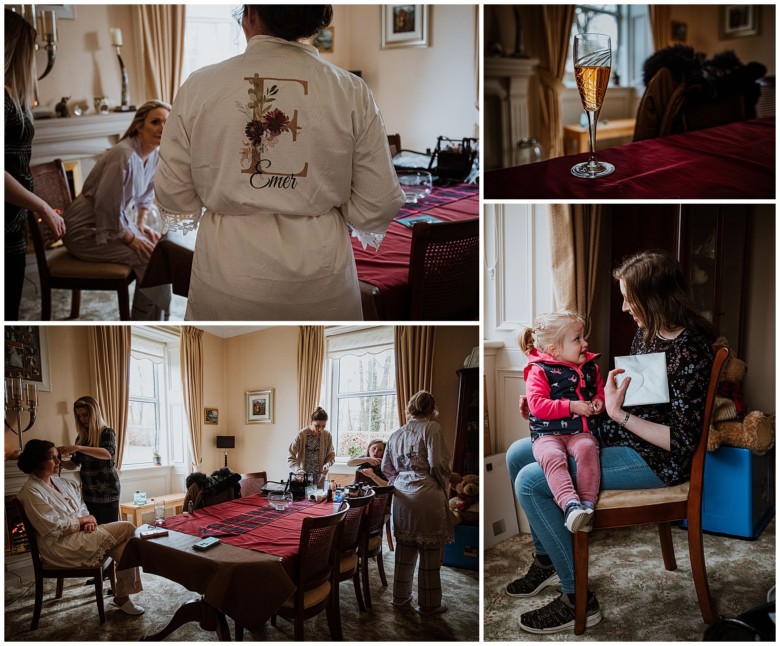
left=387, top=133, right=402, bottom=157
left=354, top=470, right=393, bottom=551
left=269, top=504, right=349, bottom=641
left=13, top=498, right=115, bottom=630
left=358, top=484, right=395, bottom=609
left=239, top=471, right=267, bottom=497
left=573, top=345, right=730, bottom=634
left=28, top=160, right=135, bottom=320
left=407, top=217, right=479, bottom=320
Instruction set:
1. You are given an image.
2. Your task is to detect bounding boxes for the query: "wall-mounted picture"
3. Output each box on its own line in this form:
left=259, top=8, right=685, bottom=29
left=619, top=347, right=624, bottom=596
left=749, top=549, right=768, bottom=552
left=246, top=388, right=274, bottom=424
left=4, top=326, right=51, bottom=391
left=313, top=26, right=334, bottom=53
left=204, top=407, right=219, bottom=425
left=38, top=5, right=77, bottom=19
left=720, top=5, right=760, bottom=39
left=381, top=4, right=429, bottom=49
left=671, top=21, right=688, bottom=42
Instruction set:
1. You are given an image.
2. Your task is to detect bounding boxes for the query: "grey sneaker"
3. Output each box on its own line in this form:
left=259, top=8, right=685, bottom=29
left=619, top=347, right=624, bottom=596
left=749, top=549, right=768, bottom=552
left=519, top=592, right=602, bottom=634
left=506, top=559, right=560, bottom=597
left=564, top=501, right=593, bottom=533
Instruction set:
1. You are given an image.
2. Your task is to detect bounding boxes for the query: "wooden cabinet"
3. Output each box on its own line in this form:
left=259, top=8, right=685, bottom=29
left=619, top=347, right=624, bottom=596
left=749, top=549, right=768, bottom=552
left=609, top=205, right=751, bottom=360
left=452, top=367, right=479, bottom=476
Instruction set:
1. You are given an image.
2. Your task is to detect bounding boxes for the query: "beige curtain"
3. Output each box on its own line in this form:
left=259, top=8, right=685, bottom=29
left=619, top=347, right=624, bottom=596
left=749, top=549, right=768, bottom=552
left=88, top=327, right=131, bottom=470
left=539, top=5, right=575, bottom=159
left=180, top=326, right=204, bottom=473
left=297, top=326, right=324, bottom=430
left=394, top=327, right=436, bottom=424
left=649, top=6, right=673, bottom=52
left=137, top=5, right=186, bottom=104
left=549, top=203, right=602, bottom=331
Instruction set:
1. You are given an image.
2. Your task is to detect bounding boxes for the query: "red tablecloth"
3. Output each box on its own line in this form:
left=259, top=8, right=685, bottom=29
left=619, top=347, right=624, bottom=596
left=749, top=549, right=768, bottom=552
left=162, top=495, right=336, bottom=567
left=352, top=186, right=479, bottom=319
left=485, top=118, right=775, bottom=199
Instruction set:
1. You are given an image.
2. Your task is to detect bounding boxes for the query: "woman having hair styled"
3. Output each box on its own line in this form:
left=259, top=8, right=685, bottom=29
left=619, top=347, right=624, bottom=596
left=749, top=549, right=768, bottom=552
left=17, top=439, right=145, bottom=615
left=59, top=396, right=121, bottom=525
left=4, top=9, right=66, bottom=320
left=155, top=5, right=404, bottom=321
left=62, top=100, right=172, bottom=320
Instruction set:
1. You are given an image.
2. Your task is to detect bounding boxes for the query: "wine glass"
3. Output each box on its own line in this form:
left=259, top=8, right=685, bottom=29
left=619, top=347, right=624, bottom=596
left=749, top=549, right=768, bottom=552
left=571, top=33, right=615, bottom=179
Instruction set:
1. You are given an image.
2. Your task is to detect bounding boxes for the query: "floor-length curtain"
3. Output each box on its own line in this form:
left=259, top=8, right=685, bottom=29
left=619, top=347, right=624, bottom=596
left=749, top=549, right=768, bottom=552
left=180, top=326, right=203, bottom=473
left=297, top=326, right=324, bottom=430
left=539, top=5, right=575, bottom=159
left=394, top=327, right=436, bottom=424
left=88, top=327, right=131, bottom=470
left=549, top=203, right=602, bottom=332
left=648, top=6, right=673, bottom=53
left=137, top=5, right=186, bottom=104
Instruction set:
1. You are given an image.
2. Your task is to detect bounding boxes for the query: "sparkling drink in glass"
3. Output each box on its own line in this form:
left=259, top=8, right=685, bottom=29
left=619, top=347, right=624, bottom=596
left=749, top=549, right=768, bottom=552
left=571, top=33, right=615, bottom=178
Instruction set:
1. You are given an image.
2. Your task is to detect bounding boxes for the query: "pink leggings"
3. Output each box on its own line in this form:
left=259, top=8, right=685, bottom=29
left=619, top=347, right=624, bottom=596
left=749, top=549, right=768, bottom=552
left=531, top=433, right=600, bottom=510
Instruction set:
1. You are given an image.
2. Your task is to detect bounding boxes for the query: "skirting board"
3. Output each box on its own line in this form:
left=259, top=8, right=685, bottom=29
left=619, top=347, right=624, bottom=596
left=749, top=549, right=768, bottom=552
left=484, top=451, right=521, bottom=549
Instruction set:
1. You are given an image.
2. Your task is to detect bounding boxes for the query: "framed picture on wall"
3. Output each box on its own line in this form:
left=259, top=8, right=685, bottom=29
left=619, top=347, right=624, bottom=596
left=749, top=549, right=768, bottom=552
left=720, top=5, right=760, bottom=39
left=671, top=21, right=688, bottom=43
left=246, top=389, right=274, bottom=424
left=381, top=5, right=430, bottom=49
left=204, top=407, right=219, bottom=425
left=313, top=26, right=334, bottom=53
left=4, top=326, right=51, bottom=391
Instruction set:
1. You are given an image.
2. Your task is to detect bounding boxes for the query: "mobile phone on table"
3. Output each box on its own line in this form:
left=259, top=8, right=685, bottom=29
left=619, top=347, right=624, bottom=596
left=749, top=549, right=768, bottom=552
left=193, top=536, right=221, bottom=551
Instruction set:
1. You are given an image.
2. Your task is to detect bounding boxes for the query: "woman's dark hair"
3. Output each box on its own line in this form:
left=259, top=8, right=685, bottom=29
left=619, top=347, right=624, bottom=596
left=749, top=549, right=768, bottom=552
left=311, top=407, right=328, bottom=422
left=613, top=250, right=715, bottom=343
left=244, top=5, right=333, bottom=41
left=17, top=439, right=55, bottom=475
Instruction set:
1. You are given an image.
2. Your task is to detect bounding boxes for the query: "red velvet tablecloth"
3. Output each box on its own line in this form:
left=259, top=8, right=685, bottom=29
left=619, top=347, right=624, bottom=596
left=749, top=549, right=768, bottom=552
left=351, top=184, right=479, bottom=319
left=485, top=118, right=775, bottom=199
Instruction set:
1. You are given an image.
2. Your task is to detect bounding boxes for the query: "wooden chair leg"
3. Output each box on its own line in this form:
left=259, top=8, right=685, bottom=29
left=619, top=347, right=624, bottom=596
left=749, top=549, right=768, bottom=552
left=687, top=513, right=716, bottom=623
left=293, top=614, right=304, bottom=641
left=118, top=287, right=131, bottom=321
left=41, top=287, right=52, bottom=320
left=270, top=614, right=277, bottom=627
left=69, top=289, right=81, bottom=319
left=55, top=577, right=64, bottom=599
left=658, top=522, right=677, bottom=571
left=94, top=572, right=106, bottom=624
left=376, top=552, right=388, bottom=587
left=385, top=518, right=394, bottom=551
left=328, top=582, right=343, bottom=640
left=235, top=622, right=244, bottom=641
left=361, top=554, right=372, bottom=609
left=352, top=571, right=366, bottom=611
left=574, top=530, right=589, bottom=635
left=31, top=578, right=44, bottom=630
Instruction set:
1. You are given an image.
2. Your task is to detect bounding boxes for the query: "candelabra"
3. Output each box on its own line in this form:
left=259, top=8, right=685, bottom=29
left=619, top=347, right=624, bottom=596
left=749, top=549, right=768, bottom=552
left=5, top=378, right=38, bottom=458
left=510, top=7, right=529, bottom=59
left=110, top=28, right=133, bottom=112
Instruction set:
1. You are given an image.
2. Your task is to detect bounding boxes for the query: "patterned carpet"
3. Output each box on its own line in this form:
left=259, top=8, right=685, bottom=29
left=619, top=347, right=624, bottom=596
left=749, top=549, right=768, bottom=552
left=485, top=518, right=775, bottom=641
left=4, top=546, right=479, bottom=641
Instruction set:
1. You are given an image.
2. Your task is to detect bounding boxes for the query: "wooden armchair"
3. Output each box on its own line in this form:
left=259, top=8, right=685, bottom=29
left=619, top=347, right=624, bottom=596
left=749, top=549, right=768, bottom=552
left=573, top=346, right=730, bottom=634
left=239, top=471, right=267, bottom=497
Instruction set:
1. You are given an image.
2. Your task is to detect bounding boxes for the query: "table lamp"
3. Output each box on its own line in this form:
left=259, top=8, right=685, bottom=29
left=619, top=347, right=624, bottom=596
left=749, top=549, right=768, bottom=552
left=216, top=436, right=235, bottom=468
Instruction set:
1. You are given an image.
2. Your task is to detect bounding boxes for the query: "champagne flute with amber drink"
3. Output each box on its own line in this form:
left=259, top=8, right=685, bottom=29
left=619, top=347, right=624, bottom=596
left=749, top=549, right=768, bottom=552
left=571, top=33, right=615, bottom=178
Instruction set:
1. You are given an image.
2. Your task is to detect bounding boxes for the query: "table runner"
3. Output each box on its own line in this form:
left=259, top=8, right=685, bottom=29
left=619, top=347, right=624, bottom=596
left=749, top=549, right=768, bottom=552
left=485, top=117, right=775, bottom=199
left=199, top=500, right=316, bottom=537
left=393, top=182, right=478, bottom=218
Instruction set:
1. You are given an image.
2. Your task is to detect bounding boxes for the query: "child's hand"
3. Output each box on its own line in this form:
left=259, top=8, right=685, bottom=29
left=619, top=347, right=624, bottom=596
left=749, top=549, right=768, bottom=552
left=590, top=398, right=604, bottom=414
left=570, top=400, right=594, bottom=417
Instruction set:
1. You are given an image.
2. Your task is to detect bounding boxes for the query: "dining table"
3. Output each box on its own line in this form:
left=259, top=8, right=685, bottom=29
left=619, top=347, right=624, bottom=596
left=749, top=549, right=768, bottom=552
left=140, top=182, right=479, bottom=320
left=484, top=117, right=775, bottom=200
left=118, top=495, right=339, bottom=640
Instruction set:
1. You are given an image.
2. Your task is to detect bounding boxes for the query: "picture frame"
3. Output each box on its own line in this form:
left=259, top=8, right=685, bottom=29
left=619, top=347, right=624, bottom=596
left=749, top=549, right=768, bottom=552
left=720, top=5, right=760, bottom=39
left=246, top=389, right=274, bottom=424
left=671, top=21, right=687, bottom=43
left=204, top=407, right=219, bottom=425
left=381, top=5, right=429, bottom=49
left=4, top=326, right=51, bottom=392
left=313, top=26, right=334, bottom=53
left=37, top=5, right=76, bottom=19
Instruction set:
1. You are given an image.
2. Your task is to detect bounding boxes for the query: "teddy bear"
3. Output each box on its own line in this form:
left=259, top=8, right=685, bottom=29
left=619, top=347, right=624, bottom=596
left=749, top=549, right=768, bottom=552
left=707, top=338, right=775, bottom=453
left=449, top=472, right=479, bottom=525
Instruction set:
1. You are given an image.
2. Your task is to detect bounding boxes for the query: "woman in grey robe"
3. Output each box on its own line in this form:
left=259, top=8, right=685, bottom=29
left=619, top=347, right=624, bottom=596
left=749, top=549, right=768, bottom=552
left=382, top=390, right=455, bottom=615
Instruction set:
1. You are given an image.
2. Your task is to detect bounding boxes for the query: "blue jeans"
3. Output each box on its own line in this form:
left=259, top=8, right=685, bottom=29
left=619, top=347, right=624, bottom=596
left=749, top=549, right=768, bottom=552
left=506, top=437, right=664, bottom=594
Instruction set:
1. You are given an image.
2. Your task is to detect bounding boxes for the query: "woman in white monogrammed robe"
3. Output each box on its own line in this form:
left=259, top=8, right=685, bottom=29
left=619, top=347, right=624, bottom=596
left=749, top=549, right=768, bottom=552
left=154, top=5, right=404, bottom=321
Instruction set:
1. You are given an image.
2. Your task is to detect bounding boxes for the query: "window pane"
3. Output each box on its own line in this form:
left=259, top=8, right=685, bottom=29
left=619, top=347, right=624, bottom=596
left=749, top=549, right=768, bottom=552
left=181, top=5, right=246, bottom=83
left=125, top=401, right=158, bottom=465
left=337, top=351, right=396, bottom=393
left=336, top=394, right=397, bottom=457
left=129, top=357, right=156, bottom=399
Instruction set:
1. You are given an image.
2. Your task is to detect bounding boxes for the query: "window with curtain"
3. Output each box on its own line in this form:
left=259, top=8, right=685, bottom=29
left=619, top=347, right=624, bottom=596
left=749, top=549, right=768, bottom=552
left=565, top=4, right=651, bottom=88
left=125, top=329, right=188, bottom=468
left=180, top=5, right=246, bottom=85
left=322, top=327, right=399, bottom=459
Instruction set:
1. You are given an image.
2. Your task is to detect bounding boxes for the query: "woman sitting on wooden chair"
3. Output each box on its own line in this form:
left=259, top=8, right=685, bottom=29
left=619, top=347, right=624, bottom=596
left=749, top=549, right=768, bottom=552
left=17, top=439, right=145, bottom=616
left=347, top=439, right=388, bottom=486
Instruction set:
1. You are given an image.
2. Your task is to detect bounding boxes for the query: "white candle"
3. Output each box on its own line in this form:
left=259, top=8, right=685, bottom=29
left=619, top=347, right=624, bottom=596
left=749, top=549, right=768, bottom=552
left=4, top=380, right=8, bottom=404
left=33, top=384, right=38, bottom=406
left=17, top=378, right=23, bottom=403
left=41, top=10, right=56, bottom=43
left=110, top=27, right=123, bottom=47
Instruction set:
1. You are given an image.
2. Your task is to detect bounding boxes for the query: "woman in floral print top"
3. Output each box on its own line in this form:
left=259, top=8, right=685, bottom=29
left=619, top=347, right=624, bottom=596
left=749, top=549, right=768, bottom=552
left=505, top=250, right=715, bottom=635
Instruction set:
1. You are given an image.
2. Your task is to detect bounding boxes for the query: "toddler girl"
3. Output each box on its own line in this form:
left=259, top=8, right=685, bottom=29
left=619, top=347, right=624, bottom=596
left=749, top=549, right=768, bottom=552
left=520, top=311, right=604, bottom=533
